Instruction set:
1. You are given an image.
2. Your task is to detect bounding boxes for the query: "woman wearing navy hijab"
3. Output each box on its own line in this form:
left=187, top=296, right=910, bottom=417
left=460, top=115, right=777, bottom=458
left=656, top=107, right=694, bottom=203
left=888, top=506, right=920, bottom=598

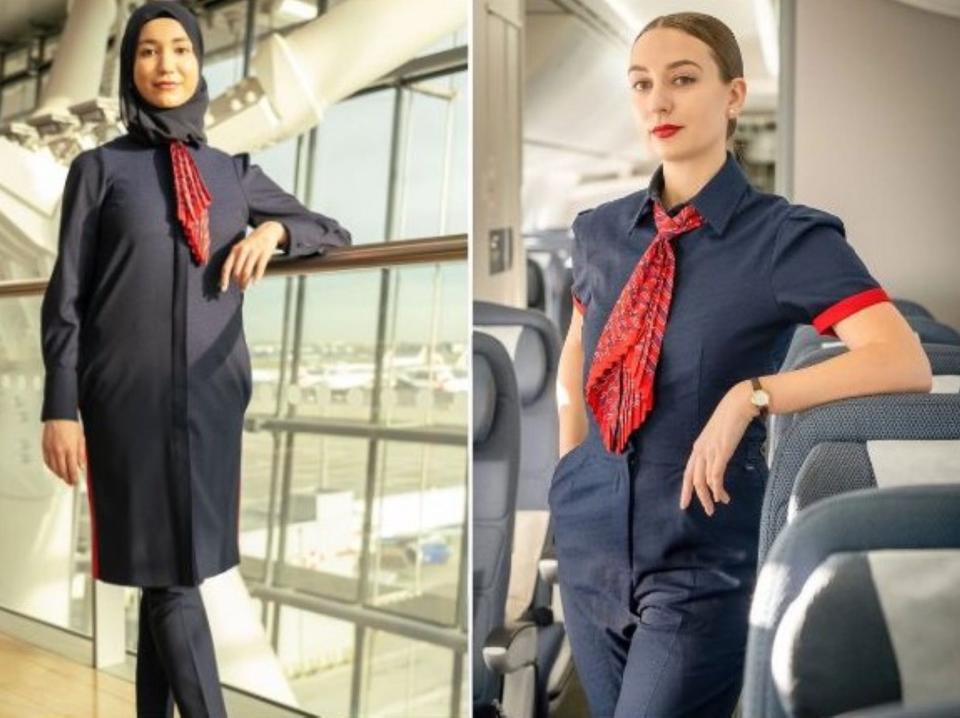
left=549, top=11, right=932, bottom=717
left=39, top=2, right=351, bottom=715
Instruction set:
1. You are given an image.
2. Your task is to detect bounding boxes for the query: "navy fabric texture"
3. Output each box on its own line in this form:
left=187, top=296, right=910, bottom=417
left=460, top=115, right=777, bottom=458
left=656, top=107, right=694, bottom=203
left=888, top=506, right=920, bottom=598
left=40, top=135, right=350, bottom=586
left=136, top=586, right=226, bottom=718
left=551, top=150, right=883, bottom=716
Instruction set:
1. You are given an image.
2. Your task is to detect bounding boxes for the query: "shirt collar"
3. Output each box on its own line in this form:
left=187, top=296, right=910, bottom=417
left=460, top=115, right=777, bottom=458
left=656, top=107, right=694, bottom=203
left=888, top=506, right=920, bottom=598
left=629, top=149, right=750, bottom=237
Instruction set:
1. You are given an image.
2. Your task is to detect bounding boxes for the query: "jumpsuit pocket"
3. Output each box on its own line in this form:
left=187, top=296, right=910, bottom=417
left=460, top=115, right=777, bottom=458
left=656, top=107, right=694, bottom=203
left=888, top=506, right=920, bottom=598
left=736, top=439, right=768, bottom=477
left=638, top=603, right=684, bottom=631
left=547, top=440, right=590, bottom=506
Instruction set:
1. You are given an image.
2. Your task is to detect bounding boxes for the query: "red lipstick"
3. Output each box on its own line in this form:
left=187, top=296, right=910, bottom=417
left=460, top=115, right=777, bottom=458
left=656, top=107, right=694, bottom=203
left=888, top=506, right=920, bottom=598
left=652, top=124, right=682, bottom=138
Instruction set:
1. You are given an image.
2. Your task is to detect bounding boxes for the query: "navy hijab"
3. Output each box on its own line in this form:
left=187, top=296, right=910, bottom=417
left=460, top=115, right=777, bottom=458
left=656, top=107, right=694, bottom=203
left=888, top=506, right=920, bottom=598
left=118, top=1, right=209, bottom=147
left=117, top=1, right=214, bottom=265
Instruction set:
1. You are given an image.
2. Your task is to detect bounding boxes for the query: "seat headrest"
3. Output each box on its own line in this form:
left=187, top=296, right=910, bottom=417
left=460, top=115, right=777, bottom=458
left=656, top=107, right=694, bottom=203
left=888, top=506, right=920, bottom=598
left=527, top=258, right=545, bottom=309
left=477, top=324, right=548, bottom=405
left=773, top=550, right=960, bottom=717
left=473, top=353, right=495, bottom=444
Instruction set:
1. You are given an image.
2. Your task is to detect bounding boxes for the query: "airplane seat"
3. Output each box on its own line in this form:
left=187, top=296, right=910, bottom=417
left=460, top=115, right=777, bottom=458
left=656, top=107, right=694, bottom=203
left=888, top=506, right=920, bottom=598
left=542, top=253, right=571, bottom=335
left=892, top=298, right=935, bottom=320
left=906, top=316, right=960, bottom=345
left=844, top=700, right=960, bottom=717
left=768, top=343, right=960, bottom=460
left=742, top=485, right=960, bottom=718
left=757, top=391, right=960, bottom=567
left=557, top=266, right=574, bottom=339
left=474, top=301, right=572, bottom=717
left=527, top=257, right=546, bottom=311
left=472, top=332, right=536, bottom=718
left=779, top=312, right=958, bottom=376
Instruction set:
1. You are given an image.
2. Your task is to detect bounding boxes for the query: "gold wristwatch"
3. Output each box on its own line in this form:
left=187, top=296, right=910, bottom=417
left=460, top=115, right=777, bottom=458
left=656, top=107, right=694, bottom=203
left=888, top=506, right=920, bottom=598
left=749, top=377, right=770, bottom=419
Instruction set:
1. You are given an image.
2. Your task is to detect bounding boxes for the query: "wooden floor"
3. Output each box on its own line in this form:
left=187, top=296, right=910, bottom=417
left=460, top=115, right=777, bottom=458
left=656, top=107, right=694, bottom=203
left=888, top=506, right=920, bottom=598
left=0, top=633, right=134, bottom=718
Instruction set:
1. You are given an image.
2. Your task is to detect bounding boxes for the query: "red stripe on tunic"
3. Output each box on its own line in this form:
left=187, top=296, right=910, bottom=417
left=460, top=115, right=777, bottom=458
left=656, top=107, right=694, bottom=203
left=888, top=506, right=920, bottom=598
left=83, top=448, right=100, bottom=580
left=812, top=287, right=891, bottom=337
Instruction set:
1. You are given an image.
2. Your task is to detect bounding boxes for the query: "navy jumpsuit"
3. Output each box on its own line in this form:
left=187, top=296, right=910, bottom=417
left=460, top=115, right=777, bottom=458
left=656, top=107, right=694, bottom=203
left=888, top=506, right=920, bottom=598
left=548, top=150, right=888, bottom=717
left=40, top=133, right=351, bottom=587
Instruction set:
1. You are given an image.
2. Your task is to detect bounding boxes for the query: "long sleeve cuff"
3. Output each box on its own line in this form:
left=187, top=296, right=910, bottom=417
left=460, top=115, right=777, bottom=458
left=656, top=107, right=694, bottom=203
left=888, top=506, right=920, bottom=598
left=279, top=217, right=352, bottom=259
left=42, top=369, right=79, bottom=421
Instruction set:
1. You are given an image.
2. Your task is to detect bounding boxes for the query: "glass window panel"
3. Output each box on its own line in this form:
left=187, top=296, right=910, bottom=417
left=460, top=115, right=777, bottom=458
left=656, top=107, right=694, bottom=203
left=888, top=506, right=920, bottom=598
left=379, top=264, right=468, bottom=427
left=268, top=603, right=356, bottom=717
left=1, top=79, right=37, bottom=119
left=238, top=429, right=279, bottom=582
left=275, top=434, right=369, bottom=603
left=366, top=441, right=465, bottom=626
left=4, top=48, right=29, bottom=75
left=398, top=71, right=467, bottom=237
left=251, top=135, right=299, bottom=193
left=360, top=631, right=458, bottom=717
left=310, top=90, right=396, bottom=244
left=294, top=270, right=382, bottom=420
left=0, top=296, right=92, bottom=637
left=204, top=49, right=245, bottom=99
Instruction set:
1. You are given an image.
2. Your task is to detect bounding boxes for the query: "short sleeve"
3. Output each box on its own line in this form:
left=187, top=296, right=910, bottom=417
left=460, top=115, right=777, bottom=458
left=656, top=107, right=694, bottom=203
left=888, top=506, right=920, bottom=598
left=770, top=205, right=890, bottom=337
left=570, top=208, right=593, bottom=315
left=40, top=149, right=104, bottom=421
left=232, top=153, right=352, bottom=258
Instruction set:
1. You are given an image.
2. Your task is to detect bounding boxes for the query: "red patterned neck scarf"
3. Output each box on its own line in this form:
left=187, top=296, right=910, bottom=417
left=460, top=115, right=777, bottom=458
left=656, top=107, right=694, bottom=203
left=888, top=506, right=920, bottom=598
left=169, top=140, right=212, bottom=266
left=585, top=201, right=705, bottom=453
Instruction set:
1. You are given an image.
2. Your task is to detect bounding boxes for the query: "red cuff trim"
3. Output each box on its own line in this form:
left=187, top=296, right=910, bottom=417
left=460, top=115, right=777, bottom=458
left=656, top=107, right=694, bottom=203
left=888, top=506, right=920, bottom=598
left=572, top=290, right=587, bottom=316
left=812, top=287, right=890, bottom=337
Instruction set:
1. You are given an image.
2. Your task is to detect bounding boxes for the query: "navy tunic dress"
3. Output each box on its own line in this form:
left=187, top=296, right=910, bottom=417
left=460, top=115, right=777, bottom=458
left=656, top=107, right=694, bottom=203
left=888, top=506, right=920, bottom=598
left=40, top=134, right=351, bottom=587
left=548, top=150, right=889, bottom=716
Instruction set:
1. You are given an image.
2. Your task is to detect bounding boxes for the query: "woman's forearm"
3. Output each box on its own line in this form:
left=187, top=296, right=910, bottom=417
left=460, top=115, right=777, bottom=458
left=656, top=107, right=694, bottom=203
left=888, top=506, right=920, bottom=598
left=742, top=335, right=932, bottom=418
left=557, top=313, right=589, bottom=455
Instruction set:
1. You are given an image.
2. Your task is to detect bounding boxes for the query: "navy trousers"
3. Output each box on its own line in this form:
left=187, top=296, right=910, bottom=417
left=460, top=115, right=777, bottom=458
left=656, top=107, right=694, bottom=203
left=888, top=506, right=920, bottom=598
left=136, top=585, right=228, bottom=718
left=548, top=437, right=767, bottom=718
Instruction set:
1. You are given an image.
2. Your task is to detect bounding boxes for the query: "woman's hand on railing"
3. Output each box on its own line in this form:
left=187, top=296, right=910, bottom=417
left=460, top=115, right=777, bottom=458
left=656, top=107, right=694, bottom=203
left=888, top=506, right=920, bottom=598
left=42, top=419, right=87, bottom=487
left=220, top=220, right=288, bottom=292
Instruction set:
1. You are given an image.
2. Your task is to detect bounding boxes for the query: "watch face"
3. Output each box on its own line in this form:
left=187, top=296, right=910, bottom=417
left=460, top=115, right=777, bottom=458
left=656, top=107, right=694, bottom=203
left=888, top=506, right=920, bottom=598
left=752, top=390, right=770, bottom=407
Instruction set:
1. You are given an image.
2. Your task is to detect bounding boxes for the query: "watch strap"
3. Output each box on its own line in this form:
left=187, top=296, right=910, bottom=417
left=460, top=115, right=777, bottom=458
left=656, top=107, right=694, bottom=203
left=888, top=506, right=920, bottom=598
left=750, top=377, right=769, bottom=419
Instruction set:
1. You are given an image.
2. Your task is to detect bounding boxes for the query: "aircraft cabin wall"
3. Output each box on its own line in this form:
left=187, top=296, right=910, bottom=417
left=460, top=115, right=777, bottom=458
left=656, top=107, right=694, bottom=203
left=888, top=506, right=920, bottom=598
left=792, top=0, right=960, bottom=329
left=473, top=0, right=526, bottom=308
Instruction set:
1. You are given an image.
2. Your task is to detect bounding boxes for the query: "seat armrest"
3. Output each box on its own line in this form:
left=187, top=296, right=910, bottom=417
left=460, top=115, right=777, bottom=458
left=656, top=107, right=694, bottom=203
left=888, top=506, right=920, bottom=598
left=482, top=620, right=538, bottom=674
left=538, top=557, right=558, bottom=585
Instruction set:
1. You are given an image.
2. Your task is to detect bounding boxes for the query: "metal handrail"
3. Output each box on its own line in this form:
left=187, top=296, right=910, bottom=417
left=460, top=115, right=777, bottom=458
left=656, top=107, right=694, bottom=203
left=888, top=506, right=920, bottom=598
left=0, top=233, right=467, bottom=299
